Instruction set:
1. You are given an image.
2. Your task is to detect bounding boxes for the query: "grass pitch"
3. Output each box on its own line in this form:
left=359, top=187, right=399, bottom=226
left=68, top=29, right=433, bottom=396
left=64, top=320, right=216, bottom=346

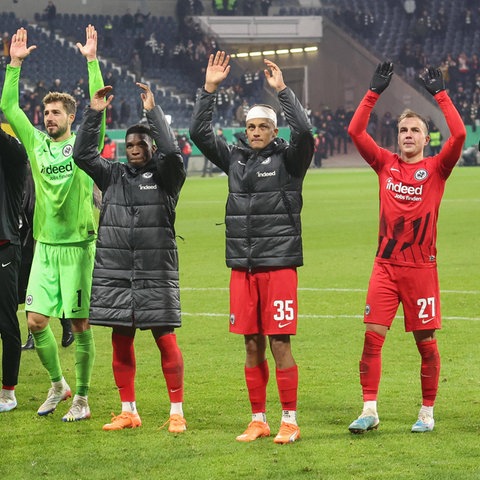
left=3, top=165, right=480, bottom=479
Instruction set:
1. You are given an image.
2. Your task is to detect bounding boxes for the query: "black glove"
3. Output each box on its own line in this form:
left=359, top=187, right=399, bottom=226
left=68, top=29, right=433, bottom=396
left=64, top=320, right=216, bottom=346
left=369, top=62, right=393, bottom=94
left=420, top=67, right=445, bottom=95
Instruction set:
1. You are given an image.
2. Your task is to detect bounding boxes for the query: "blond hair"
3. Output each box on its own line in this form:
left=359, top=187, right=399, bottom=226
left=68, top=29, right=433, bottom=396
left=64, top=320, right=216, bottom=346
left=397, top=109, right=429, bottom=135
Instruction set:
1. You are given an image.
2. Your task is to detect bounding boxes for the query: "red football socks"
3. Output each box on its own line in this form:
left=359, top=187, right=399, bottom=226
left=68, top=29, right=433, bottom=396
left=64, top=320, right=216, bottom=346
left=245, top=359, right=269, bottom=413
left=156, top=333, right=184, bottom=403
left=417, top=339, right=440, bottom=407
left=276, top=364, right=298, bottom=411
left=360, top=330, right=385, bottom=401
left=112, top=332, right=136, bottom=402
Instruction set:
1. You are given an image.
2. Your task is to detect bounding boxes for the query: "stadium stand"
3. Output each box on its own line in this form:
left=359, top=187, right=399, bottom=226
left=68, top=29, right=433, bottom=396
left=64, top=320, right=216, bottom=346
left=2, top=1, right=480, bottom=135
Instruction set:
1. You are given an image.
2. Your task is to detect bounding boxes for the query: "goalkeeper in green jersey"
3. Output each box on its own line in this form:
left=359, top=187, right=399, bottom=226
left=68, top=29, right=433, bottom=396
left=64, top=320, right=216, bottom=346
left=0, top=25, right=105, bottom=422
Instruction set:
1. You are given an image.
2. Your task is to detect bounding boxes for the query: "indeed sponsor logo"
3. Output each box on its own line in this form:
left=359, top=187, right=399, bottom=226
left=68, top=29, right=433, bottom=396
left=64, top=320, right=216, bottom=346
left=257, top=170, right=276, bottom=177
left=386, top=177, right=423, bottom=202
left=40, top=161, right=73, bottom=175
left=139, top=184, right=158, bottom=190
left=386, top=177, right=423, bottom=196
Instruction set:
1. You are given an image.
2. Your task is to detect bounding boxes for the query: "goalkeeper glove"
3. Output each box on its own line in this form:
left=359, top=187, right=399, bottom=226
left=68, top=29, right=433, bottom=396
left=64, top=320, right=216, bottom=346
left=369, top=62, right=393, bottom=94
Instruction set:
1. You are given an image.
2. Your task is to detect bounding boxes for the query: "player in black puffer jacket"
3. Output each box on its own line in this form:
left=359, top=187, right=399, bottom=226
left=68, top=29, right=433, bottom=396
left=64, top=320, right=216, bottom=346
left=74, top=83, right=187, bottom=433
left=190, top=52, right=314, bottom=444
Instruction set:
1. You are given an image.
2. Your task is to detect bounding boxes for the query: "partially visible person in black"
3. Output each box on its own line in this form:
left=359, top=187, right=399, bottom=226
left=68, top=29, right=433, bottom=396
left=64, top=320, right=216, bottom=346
left=0, top=126, right=27, bottom=412
left=19, top=164, right=74, bottom=351
left=44, top=1, right=57, bottom=38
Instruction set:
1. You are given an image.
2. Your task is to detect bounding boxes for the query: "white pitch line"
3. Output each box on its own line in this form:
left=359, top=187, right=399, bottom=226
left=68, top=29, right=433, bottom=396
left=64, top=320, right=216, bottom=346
left=16, top=310, right=479, bottom=322
left=179, top=312, right=480, bottom=322
left=181, top=287, right=480, bottom=295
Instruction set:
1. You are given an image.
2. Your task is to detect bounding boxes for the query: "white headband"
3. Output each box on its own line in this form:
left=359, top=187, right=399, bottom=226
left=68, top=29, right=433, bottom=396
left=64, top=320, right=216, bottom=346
left=245, top=105, right=277, bottom=127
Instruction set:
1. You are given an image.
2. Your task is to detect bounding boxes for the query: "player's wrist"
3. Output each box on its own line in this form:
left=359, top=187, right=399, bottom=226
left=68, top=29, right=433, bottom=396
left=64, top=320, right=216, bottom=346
left=204, top=82, right=218, bottom=93
left=10, top=58, right=23, bottom=68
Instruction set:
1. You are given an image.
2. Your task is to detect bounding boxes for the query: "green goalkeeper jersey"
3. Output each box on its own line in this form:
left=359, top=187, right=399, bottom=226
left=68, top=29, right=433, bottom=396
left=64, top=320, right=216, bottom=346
left=0, top=60, right=105, bottom=244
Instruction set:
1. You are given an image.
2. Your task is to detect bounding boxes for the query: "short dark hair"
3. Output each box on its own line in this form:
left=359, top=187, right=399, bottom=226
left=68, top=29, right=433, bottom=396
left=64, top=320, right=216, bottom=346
left=125, top=123, right=153, bottom=139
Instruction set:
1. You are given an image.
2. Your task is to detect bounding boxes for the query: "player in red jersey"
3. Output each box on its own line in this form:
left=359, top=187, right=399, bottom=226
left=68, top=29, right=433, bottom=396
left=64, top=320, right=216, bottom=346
left=347, top=62, right=466, bottom=434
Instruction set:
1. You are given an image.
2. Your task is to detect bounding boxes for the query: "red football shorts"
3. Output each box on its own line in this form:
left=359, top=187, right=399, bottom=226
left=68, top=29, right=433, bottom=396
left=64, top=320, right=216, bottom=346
left=229, top=267, right=298, bottom=335
left=364, top=261, right=441, bottom=332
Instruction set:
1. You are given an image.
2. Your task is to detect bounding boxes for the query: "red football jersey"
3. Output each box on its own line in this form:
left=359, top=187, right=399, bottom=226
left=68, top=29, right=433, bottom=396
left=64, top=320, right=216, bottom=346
left=349, top=90, right=466, bottom=267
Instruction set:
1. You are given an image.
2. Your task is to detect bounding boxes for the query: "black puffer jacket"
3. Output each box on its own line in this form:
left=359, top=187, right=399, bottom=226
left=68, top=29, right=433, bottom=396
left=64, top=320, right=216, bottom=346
left=190, top=87, right=314, bottom=269
left=0, top=128, right=27, bottom=245
left=73, top=106, right=186, bottom=328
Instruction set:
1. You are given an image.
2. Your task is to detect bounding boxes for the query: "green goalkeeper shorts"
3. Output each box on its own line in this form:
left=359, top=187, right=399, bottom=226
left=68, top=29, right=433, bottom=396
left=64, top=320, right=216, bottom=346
left=25, top=240, right=96, bottom=319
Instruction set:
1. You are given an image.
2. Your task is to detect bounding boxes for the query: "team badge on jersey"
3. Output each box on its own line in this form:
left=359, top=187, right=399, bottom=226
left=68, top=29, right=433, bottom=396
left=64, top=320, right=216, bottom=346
left=62, top=144, right=73, bottom=157
left=414, top=168, right=428, bottom=181
left=143, top=172, right=153, bottom=179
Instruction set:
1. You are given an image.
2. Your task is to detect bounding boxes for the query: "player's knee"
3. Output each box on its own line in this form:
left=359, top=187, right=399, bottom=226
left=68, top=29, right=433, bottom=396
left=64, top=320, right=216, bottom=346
left=27, top=312, right=49, bottom=331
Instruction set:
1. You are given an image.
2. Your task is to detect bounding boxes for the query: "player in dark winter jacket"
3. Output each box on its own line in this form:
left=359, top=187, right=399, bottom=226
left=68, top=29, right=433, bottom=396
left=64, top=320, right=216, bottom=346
left=73, top=83, right=187, bottom=433
left=190, top=51, right=314, bottom=444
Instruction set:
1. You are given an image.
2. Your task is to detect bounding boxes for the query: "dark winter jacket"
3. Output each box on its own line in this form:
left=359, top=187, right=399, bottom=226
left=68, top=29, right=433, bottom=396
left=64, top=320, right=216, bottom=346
left=0, top=127, right=27, bottom=245
left=73, top=106, right=186, bottom=328
left=190, top=87, right=314, bottom=269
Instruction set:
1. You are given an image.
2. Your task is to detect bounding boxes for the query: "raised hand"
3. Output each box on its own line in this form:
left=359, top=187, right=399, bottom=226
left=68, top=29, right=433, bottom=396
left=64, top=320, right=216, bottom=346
left=90, top=86, right=114, bottom=112
left=420, top=67, right=445, bottom=96
left=76, top=24, right=98, bottom=62
left=137, top=82, right=155, bottom=111
left=9, top=27, right=37, bottom=67
left=370, top=62, right=393, bottom=94
left=204, top=51, right=231, bottom=93
left=263, top=59, right=287, bottom=92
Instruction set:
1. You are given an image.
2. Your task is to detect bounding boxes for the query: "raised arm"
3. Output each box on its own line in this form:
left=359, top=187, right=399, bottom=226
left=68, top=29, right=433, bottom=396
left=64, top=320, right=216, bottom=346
left=73, top=86, right=114, bottom=189
left=348, top=62, right=394, bottom=166
left=204, top=51, right=231, bottom=93
left=76, top=24, right=98, bottom=62
left=7, top=27, right=37, bottom=68
left=80, top=25, right=106, bottom=150
left=138, top=82, right=186, bottom=197
left=0, top=27, right=37, bottom=145
left=263, top=59, right=287, bottom=92
left=190, top=53, right=233, bottom=172
left=89, top=86, right=114, bottom=112
left=420, top=67, right=466, bottom=174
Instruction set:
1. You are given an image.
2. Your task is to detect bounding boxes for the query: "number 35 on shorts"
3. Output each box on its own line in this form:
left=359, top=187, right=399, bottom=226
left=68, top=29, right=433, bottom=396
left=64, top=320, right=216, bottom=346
left=273, top=299, right=296, bottom=323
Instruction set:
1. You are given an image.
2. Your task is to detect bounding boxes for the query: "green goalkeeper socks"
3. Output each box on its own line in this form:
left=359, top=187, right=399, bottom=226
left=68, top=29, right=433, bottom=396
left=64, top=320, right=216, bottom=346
left=32, top=325, right=63, bottom=383
left=74, top=328, right=96, bottom=397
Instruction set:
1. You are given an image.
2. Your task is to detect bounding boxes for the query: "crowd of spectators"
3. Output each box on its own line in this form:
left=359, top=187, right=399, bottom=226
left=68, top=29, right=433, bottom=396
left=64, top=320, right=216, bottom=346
left=4, top=0, right=480, bottom=137
left=0, top=5, right=282, bottom=130
left=322, top=0, right=480, bottom=130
